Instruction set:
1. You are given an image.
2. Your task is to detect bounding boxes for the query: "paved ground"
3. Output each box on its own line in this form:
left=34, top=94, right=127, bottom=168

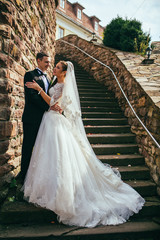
left=0, top=219, right=160, bottom=239
left=114, top=42, right=160, bottom=108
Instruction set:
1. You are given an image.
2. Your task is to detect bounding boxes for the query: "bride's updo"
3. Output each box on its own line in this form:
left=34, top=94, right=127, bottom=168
left=60, top=61, right=68, bottom=72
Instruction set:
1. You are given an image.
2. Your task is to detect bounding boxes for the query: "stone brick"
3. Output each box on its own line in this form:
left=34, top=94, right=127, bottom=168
left=0, top=149, right=15, bottom=165
left=14, top=63, right=26, bottom=77
left=2, top=38, right=9, bottom=54
left=15, top=146, right=21, bottom=157
left=0, top=163, right=13, bottom=177
left=8, top=156, right=21, bottom=169
left=0, top=68, right=9, bottom=78
left=0, top=107, right=11, bottom=121
left=14, top=109, right=23, bottom=119
left=0, top=120, right=17, bottom=139
left=0, top=140, right=9, bottom=154
left=0, top=0, right=16, bottom=15
left=0, top=93, right=11, bottom=105
left=21, top=54, right=32, bottom=70
left=0, top=52, right=8, bottom=67
left=0, top=52, right=14, bottom=68
left=8, top=70, right=21, bottom=84
left=10, top=43, right=22, bottom=62
left=10, top=138, right=18, bottom=148
left=0, top=79, right=8, bottom=94
left=0, top=24, right=12, bottom=40
left=0, top=11, right=12, bottom=25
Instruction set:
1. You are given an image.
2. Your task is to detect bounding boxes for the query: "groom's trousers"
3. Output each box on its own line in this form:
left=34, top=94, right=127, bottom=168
left=21, top=122, right=40, bottom=181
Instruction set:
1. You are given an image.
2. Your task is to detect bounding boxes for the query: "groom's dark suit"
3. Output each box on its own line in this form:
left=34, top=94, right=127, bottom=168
left=21, top=68, right=50, bottom=180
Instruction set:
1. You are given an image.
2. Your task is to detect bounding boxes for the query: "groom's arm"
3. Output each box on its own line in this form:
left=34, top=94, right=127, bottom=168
left=24, top=72, right=49, bottom=111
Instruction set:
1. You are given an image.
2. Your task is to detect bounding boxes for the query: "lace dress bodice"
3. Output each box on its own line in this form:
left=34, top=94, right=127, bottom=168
left=49, top=83, right=64, bottom=107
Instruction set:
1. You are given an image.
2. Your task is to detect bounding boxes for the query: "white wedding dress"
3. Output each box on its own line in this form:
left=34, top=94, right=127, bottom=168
left=24, top=62, right=145, bottom=228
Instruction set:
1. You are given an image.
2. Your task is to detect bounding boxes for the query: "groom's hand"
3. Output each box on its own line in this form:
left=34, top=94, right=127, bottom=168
left=50, top=103, right=63, bottom=114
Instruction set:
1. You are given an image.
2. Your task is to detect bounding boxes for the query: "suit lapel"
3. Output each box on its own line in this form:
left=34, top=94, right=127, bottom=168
left=33, top=69, right=46, bottom=91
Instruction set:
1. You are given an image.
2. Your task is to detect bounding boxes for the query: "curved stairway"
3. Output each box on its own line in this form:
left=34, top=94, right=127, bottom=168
left=0, top=57, right=160, bottom=239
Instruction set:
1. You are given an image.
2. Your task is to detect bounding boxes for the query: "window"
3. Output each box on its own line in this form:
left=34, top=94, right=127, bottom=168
left=94, top=21, right=98, bottom=32
left=60, top=0, right=65, bottom=9
left=77, top=8, right=82, bottom=20
left=58, top=27, right=64, bottom=38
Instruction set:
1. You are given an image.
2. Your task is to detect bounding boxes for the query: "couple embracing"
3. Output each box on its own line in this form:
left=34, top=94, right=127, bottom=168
left=20, top=52, right=145, bottom=228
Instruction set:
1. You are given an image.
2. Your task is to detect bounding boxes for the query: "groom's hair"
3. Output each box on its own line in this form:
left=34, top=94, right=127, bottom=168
left=36, top=52, right=49, bottom=61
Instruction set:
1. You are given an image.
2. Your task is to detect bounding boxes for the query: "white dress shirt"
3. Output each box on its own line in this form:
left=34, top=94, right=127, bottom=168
left=36, top=67, right=49, bottom=93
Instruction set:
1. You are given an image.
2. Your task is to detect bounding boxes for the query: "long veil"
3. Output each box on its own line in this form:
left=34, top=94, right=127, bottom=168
left=61, top=62, right=121, bottom=185
left=61, top=61, right=87, bottom=140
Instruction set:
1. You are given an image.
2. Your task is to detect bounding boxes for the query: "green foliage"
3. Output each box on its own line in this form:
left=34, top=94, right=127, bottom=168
left=10, top=179, right=17, bottom=188
left=8, top=196, right=15, bottom=202
left=103, top=16, right=151, bottom=54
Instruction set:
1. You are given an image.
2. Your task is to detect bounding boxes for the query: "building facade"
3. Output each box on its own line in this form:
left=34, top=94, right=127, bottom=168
left=56, top=0, right=104, bottom=43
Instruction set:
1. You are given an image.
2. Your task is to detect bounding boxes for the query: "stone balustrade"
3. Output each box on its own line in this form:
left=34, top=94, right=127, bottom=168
left=56, top=35, right=160, bottom=195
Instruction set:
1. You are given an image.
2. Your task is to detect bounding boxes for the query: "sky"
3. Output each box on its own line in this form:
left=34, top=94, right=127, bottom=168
left=69, top=0, right=160, bottom=42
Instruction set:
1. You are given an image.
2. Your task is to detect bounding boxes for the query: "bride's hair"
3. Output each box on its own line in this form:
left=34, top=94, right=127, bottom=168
left=60, top=61, right=68, bottom=72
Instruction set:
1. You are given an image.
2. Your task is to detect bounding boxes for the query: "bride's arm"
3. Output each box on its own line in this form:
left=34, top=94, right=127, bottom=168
left=25, top=80, right=51, bottom=105
left=25, top=81, right=63, bottom=114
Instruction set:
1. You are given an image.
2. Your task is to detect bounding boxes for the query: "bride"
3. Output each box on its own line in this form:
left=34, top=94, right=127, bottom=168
left=24, top=60, right=145, bottom=228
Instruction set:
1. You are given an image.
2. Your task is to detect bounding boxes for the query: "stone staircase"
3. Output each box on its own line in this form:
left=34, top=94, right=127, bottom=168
left=0, top=57, right=160, bottom=239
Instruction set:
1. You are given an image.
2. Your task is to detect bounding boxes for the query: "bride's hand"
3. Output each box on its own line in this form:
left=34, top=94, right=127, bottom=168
left=50, top=103, right=63, bottom=114
left=25, top=80, right=41, bottom=91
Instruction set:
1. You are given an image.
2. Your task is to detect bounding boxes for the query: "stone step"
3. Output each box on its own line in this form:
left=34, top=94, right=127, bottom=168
left=0, top=201, right=57, bottom=225
left=97, top=154, right=145, bottom=166
left=79, top=92, right=114, bottom=97
left=77, top=82, right=101, bottom=87
left=87, top=133, right=136, bottom=144
left=82, top=107, right=122, bottom=112
left=83, top=118, right=128, bottom=126
left=77, top=85, right=104, bottom=89
left=80, top=97, right=116, bottom=102
left=75, top=72, right=91, bottom=76
left=81, top=101, right=119, bottom=107
left=117, top=166, right=150, bottom=180
left=0, top=218, right=160, bottom=239
left=77, top=80, right=97, bottom=84
left=138, top=196, right=160, bottom=218
left=92, top=143, right=138, bottom=155
left=76, top=76, right=95, bottom=80
left=77, top=81, right=106, bottom=88
left=125, top=180, right=157, bottom=196
left=85, top=125, right=131, bottom=134
left=78, top=87, right=107, bottom=92
left=82, top=112, right=124, bottom=118
left=79, top=88, right=108, bottom=93
left=0, top=195, right=159, bottom=225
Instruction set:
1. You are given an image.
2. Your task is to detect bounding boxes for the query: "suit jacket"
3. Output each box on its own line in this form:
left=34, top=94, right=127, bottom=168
left=22, top=69, right=50, bottom=125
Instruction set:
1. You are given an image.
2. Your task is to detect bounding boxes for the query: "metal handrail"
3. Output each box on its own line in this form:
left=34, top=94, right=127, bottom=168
left=59, top=39, right=160, bottom=149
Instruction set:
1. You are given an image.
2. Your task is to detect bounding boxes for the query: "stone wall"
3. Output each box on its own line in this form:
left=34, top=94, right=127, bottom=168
left=0, top=0, right=57, bottom=203
left=56, top=34, right=160, bottom=195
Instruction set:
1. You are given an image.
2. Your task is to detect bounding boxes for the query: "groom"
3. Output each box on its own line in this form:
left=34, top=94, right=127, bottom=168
left=20, top=52, right=60, bottom=182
